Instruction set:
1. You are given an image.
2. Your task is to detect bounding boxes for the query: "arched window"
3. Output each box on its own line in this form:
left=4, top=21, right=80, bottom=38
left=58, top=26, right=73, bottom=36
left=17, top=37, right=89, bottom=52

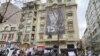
left=4, top=26, right=9, bottom=30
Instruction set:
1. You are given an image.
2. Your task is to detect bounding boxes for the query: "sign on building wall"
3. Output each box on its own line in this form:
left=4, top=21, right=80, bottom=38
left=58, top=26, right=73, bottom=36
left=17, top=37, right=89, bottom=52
left=46, top=6, right=65, bottom=35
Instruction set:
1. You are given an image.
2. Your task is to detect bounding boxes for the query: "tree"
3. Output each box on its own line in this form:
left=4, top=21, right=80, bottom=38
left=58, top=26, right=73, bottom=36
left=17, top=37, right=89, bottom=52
left=0, top=14, right=4, bottom=23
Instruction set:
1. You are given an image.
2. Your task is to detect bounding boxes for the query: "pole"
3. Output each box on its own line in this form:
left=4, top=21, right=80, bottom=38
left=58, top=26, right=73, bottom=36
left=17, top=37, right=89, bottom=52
left=50, top=7, right=60, bottom=56
left=50, top=4, right=64, bottom=56
left=57, top=6, right=61, bottom=56
left=57, top=32, right=60, bottom=56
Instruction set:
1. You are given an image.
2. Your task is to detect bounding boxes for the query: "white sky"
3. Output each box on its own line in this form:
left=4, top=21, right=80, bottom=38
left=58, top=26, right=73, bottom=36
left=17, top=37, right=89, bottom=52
left=0, top=0, right=89, bottom=38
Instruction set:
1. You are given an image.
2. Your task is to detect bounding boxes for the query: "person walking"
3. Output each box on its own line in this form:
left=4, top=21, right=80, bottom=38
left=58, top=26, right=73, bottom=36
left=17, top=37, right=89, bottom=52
left=18, top=50, right=26, bottom=56
left=27, top=52, right=31, bottom=56
left=12, top=51, right=17, bottom=56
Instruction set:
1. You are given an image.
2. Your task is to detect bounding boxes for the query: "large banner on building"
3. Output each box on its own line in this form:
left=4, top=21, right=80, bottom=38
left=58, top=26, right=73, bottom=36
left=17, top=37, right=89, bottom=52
left=46, top=6, right=65, bottom=35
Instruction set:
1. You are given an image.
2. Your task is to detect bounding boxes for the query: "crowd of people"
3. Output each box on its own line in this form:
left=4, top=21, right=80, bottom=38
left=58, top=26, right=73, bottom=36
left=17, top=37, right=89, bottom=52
left=0, top=47, right=77, bottom=56
left=0, top=47, right=55, bottom=56
left=0, top=47, right=35, bottom=56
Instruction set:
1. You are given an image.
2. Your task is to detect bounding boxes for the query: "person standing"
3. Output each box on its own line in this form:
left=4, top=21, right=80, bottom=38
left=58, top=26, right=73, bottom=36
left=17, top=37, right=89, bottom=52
left=27, top=52, right=31, bottom=56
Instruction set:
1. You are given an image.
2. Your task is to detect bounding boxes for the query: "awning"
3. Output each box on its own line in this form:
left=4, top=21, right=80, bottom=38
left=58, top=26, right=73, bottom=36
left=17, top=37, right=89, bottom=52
left=37, top=45, right=45, bottom=48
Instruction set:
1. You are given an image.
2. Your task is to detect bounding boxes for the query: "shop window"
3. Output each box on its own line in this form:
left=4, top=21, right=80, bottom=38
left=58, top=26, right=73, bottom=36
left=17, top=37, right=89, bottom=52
left=67, top=44, right=74, bottom=48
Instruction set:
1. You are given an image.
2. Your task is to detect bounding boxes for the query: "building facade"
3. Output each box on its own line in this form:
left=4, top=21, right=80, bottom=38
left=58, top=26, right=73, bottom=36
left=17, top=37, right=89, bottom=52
left=36, top=0, right=79, bottom=51
left=0, top=24, right=18, bottom=48
left=19, top=0, right=80, bottom=52
left=82, top=28, right=91, bottom=55
left=85, top=0, right=100, bottom=55
left=18, top=1, right=38, bottom=50
left=0, top=2, right=21, bottom=49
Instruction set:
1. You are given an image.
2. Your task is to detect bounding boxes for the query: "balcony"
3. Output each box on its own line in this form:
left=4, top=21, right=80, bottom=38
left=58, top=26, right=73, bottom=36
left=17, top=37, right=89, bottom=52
left=67, top=11, right=73, bottom=16
left=67, top=29, right=74, bottom=32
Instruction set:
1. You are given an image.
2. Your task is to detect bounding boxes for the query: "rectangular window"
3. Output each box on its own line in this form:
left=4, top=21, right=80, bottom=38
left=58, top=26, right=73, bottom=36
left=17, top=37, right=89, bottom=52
left=11, top=27, right=16, bottom=31
left=33, top=18, right=36, bottom=21
left=40, top=27, right=44, bottom=33
left=27, top=20, right=31, bottom=25
left=67, top=44, right=74, bottom=48
left=40, top=23, right=44, bottom=27
left=67, top=11, right=73, bottom=16
left=32, top=26, right=35, bottom=31
left=4, top=34, right=7, bottom=40
left=11, top=34, right=14, bottom=40
left=8, top=34, right=11, bottom=40
left=28, top=13, right=32, bottom=17
left=33, top=18, right=36, bottom=24
left=2, top=34, right=4, bottom=40
left=26, top=26, right=31, bottom=32
left=34, top=11, right=37, bottom=16
left=41, top=17, right=45, bottom=20
left=68, top=22, right=73, bottom=31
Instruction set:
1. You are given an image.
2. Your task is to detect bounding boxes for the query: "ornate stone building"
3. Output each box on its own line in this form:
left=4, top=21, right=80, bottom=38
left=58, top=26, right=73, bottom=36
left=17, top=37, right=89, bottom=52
left=19, top=0, right=79, bottom=52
